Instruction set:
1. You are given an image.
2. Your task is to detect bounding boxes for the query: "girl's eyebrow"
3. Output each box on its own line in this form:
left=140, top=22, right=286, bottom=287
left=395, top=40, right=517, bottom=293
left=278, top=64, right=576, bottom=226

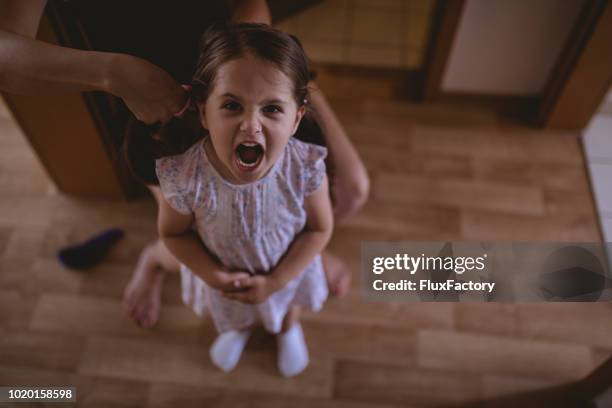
left=220, top=92, right=287, bottom=105
left=221, top=92, right=242, bottom=100
left=262, top=98, right=287, bottom=105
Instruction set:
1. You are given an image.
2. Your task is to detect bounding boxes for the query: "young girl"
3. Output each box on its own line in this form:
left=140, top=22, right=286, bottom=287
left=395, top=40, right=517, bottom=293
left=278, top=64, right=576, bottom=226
left=154, top=23, right=332, bottom=377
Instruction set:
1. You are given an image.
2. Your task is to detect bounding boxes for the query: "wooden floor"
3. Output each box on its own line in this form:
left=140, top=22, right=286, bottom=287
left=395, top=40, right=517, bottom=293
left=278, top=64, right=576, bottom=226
left=1, top=68, right=611, bottom=408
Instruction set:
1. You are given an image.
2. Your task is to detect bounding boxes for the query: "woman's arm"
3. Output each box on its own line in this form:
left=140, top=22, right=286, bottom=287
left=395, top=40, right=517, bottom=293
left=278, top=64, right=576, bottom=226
left=0, top=0, right=186, bottom=123
left=0, top=0, right=106, bottom=93
left=1, top=28, right=117, bottom=94
left=307, top=81, right=370, bottom=220
left=224, top=175, right=334, bottom=303
left=227, top=0, right=271, bottom=24
left=158, top=195, right=250, bottom=291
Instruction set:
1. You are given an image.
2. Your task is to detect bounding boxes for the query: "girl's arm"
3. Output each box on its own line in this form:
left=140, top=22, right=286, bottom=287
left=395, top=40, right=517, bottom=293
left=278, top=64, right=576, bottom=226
left=158, top=195, right=249, bottom=291
left=224, top=175, right=334, bottom=303
left=272, top=175, right=334, bottom=287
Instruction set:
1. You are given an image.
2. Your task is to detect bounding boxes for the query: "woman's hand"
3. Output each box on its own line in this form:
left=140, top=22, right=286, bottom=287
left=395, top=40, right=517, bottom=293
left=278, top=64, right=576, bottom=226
left=107, top=54, right=188, bottom=124
left=221, top=274, right=282, bottom=304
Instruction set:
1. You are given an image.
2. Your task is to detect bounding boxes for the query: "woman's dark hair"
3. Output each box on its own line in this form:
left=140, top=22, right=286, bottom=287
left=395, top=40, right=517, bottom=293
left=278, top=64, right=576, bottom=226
left=124, top=22, right=327, bottom=186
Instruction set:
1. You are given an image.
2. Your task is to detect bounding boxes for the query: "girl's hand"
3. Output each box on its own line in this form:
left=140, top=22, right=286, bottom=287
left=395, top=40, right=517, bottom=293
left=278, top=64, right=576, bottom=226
left=206, top=269, right=251, bottom=293
left=221, top=275, right=281, bottom=304
left=107, top=54, right=188, bottom=124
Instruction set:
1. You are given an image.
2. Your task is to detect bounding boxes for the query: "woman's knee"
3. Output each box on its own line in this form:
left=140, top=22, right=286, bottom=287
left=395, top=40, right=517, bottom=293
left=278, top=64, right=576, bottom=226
left=333, top=168, right=370, bottom=222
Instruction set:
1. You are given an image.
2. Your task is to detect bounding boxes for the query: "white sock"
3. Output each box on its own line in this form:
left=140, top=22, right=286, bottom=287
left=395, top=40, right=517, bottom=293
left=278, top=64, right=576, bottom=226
left=277, top=323, right=309, bottom=377
left=209, top=329, right=251, bottom=372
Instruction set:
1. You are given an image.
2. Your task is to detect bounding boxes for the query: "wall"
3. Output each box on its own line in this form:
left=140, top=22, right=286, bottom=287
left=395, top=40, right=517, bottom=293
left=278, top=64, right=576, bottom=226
left=441, top=0, right=585, bottom=95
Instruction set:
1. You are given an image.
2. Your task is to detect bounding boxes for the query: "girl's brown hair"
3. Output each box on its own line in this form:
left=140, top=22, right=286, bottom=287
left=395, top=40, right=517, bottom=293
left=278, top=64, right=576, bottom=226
left=124, top=22, right=325, bottom=186
left=192, top=22, right=310, bottom=108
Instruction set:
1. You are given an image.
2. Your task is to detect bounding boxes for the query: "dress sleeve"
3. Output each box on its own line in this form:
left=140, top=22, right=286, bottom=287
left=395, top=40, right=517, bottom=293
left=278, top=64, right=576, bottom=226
left=294, top=140, right=328, bottom=196
left=155, top=144, right=202, bottom=215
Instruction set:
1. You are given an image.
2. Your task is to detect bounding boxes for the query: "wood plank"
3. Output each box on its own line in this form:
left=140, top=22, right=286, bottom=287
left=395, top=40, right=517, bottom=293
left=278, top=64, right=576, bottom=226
left=341, top=201, right=461, bottom=237
left=1, top=257, right=82, bottom=297
left=0, top=225, right=12, bottom=255
left=361, top=147, right=473, bottom=180
left=149, top=381, right=399, bottom=408
left=461, top=209, right=600, bottom=241
left=3, top=225, right=47, bottom=259
left=516, top=303, right=612, bottom=349
left=0, top=365, right=150, bottom=408
left=410, top=125, right=582, bottom=162
left=0, top=196, right=57, bottom=228
left=303, top=320, right=417, bottom=367
left=472, top=158, right=587, bottom=190
left=78, top=261, right=183, bottom=306
left=417, top=329, right=593, bottom=380
left=542, top=187, right=600, bottom=218
left=0, top=289, right=38, bottom=331
left=79, top=335, right=334, bottom=398
left=481, top=374, right=562, bottom=400
left=303, top=291, right=455, bottom=330
left=374, top=173, right=545, bottom=216
left=0, top=259, right=34, bottom=292
left=455, top=304, right=518, bottom=337
left=333, top=360, right=481, bottom=407
left=29, top=293, right=207, bottom=345
left=0, top=329, right=84, bottom=371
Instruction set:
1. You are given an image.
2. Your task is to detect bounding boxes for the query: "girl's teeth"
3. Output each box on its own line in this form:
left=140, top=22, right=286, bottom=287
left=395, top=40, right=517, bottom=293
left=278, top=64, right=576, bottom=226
left=237, top=157, right=258, bottom=167
left=236, top=142, right=263, bottom=169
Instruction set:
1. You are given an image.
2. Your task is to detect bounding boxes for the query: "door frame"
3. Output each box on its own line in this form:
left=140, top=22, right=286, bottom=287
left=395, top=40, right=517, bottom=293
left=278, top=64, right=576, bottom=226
left=422, top=0, right=612, bottom=129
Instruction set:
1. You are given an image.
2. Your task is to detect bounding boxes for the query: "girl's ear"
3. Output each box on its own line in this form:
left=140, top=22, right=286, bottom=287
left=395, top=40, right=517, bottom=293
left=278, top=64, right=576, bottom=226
left=291, top=105, right=307, bottom=135
left=198, top=100, right=209, bottom=129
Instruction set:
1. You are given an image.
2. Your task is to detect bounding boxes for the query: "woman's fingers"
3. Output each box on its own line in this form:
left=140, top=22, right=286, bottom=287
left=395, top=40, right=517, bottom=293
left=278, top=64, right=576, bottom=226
left=233, top=276, right=256, bottom=288
left=233, top=272, right=251, bottom=280
left=212, top=270, right=251, bottom=292
left=113, top=55, right=187, bottom=124
left=222, top=276, right=259, bottom=293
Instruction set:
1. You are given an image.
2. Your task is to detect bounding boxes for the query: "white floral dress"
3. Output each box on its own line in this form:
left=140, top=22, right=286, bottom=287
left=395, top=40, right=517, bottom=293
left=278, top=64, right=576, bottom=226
left=155, top=137, right=329, bottom=333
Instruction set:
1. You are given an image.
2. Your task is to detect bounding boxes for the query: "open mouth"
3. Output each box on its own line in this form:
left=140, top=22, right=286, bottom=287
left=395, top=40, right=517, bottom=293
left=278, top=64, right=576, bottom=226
left=235, top=142, right=264, bottom=172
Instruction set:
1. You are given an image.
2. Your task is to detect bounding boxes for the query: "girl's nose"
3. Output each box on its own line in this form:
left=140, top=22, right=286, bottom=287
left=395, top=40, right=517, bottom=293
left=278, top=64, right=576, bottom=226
left=239, top=113, right=262, bottom=136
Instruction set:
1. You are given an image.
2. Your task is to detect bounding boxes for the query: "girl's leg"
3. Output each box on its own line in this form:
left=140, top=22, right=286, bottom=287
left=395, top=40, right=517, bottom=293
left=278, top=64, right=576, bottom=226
left=309, top=82, right=370, bottom=296
left=277, top=306, right=309, bottom=377
left=123, top=186, right=181, bottom=328
left=209, top=326, right=253, bottom=372
left=281, top=305, right=301, bottom=332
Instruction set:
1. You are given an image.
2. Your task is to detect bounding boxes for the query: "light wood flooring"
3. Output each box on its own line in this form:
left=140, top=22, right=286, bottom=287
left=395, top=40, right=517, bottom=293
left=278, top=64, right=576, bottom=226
left=1, top=68, right=611, bottom=407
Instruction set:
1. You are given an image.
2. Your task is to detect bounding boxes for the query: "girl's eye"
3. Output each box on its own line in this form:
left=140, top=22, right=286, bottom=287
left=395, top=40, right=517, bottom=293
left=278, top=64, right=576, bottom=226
left=263, top=105, right=282, bottom=114
left=222, top=101, right=241, bottom=111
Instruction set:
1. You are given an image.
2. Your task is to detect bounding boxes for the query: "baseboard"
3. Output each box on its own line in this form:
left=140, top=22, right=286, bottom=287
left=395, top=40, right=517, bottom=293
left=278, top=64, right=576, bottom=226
left=438, top=92, right=541, bottom=124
